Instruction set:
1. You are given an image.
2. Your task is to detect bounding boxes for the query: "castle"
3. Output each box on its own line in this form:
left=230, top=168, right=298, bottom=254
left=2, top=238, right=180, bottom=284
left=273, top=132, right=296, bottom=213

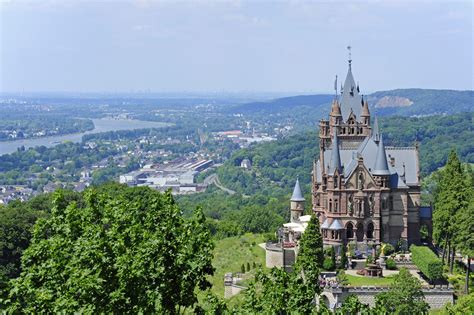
left=271, top=56, right=430, bottom=264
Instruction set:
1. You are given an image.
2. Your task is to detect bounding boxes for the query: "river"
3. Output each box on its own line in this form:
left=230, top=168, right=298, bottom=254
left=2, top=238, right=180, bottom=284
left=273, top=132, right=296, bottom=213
left=0, top=118, right=170, bottom=156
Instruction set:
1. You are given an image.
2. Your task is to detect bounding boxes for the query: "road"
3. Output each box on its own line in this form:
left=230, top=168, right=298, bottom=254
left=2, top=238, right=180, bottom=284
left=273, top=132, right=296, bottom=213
left=203, top=174, right=236, bottom=195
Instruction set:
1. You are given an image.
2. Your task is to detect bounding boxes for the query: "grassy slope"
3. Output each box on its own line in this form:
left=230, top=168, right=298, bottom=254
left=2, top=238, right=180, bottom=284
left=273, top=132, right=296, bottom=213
left=209, top=233, right=267, bottom=297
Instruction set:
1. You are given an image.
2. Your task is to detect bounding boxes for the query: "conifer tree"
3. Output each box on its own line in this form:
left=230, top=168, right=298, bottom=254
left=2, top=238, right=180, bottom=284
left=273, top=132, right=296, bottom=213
left=339, top=244, right=348, bottom=270
left=294, top=214, right=324, bottom=297
left=454, top=165, right=474, bottom=293
left=433, top=150, right=467, bottom=272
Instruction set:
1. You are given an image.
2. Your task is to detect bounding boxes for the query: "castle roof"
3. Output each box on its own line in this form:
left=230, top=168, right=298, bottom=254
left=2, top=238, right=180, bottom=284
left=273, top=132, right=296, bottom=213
left=340, top=61, right=363, bottom=122
left=372, top=135, right=391, bottom=176
left=323, top=135, right=419, bottom=186
left=291, top=178, right=305, bottom=201
left=328, top=132, right=343, bottom=174
left=328, top=219, right=344, bottom=230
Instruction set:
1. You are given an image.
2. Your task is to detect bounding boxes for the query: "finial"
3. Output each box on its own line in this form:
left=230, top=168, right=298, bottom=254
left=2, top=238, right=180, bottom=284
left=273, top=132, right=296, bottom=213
left=347, top=45, right=352, bottom=68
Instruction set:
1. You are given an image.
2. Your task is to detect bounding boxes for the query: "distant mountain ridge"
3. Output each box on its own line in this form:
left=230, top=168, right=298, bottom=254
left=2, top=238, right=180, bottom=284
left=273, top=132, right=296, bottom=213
left=228, top=89, right=473, bottom=117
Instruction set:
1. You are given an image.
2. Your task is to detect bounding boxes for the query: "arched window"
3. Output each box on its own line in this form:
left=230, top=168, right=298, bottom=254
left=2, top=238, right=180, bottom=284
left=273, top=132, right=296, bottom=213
left=335, top=199, right=339, bottom=212
left=356, top=223, right=364, bottom=242
left=329, top=199, right=333, bottom=212
left=334, top=175, right=338, bottom=188
left=367, top=222, right=374, bottom=239
left=346, top=222, right=354, bottom=239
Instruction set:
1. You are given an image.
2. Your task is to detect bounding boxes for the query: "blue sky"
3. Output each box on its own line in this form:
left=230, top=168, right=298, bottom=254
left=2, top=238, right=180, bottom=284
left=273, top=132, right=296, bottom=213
left=0, top=0, right=472, bottom=93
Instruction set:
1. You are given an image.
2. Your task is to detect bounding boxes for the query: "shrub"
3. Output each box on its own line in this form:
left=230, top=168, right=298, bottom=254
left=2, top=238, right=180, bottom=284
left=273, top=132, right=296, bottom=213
left=383, top=243, right=395, bottom=256
left=410, top=245, right=443, bottom=282
left=323, top=257, right=335, bottom=271
left=386, top=258, right=397, bottom=270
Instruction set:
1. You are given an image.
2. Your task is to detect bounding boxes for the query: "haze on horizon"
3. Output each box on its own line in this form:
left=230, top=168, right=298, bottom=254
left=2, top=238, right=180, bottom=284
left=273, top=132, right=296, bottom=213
left=0, top=0, right=472, bottom=94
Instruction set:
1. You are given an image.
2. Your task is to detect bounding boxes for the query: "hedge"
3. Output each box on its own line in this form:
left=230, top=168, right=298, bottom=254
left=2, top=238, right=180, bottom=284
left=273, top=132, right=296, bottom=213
left=410, top=245, right=443, bottom=281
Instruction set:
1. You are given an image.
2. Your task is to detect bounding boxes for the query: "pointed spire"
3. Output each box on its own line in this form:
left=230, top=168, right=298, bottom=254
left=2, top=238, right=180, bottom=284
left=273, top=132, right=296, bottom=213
left=291, top=178, right=305, bottom=201
left=372, top=134, right=390, bottom=176
left=361, top=96, right=370, bottom=117
left=329, top=132, right=342, bottom=174
left=372, top=116, right=380, bottom=142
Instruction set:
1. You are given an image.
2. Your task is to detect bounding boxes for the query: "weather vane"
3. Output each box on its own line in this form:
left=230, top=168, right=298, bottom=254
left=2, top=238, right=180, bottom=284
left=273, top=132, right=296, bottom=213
left=347, top=45, right=352, bottom=61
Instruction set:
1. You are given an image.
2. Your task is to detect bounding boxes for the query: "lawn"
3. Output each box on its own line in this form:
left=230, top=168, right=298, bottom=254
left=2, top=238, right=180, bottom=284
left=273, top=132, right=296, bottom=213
left=346, top=274, right=395, bottom=287
left=207, top=233, right=267, bottom=297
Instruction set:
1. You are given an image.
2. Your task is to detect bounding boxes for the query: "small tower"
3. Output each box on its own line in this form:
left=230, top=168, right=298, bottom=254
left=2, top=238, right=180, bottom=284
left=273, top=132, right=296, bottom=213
left=360, top=97, right=370, bottom=126
left=329, top=99, right=342, bottom=138
left=372, top=134, right=391, bottom=188
left=290, top=178, right=305, bottom=222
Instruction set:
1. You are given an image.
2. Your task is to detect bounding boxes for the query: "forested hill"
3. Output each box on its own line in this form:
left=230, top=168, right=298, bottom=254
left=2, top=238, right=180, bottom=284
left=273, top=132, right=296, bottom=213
left=224, top=94, right=333, bottom=114
left=217, top=112, right=474, bottom=196
left=227, top=89, right=473, bottom=117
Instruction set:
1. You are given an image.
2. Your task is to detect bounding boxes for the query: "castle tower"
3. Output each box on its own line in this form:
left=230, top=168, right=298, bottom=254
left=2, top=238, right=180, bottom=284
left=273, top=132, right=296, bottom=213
left=290, top=178, right=305, bottom=222
left=311, top=53, right=422, bottom=249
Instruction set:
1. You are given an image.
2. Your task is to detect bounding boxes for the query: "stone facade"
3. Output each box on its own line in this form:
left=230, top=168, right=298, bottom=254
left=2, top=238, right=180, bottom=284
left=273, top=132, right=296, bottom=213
left=321, top=286, right=454, bottom=311
left=313, top=59, right=424, bottom=249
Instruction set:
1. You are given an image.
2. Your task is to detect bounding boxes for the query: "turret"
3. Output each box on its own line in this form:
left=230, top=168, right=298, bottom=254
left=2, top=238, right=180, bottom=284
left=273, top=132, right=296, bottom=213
left=290, top=178, right=305, bottom=222
left=328, top=132, right=342, bottom=174
left=360, top=97, right=370, bottom=125
left=372, top=134, right=391, bottom=188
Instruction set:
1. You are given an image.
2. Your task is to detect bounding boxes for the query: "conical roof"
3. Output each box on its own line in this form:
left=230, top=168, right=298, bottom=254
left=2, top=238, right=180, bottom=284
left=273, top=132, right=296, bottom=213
left=361, top=98, right=370, bottom=117
left=372, top=134, right=390, bottom=176
left=372, top=116, right=380, bottom=142
left=291, top=178, right=305, bottom=201
left=329, top=132, right=342, bottom=174
left=340, top=61, right=363, bottom=122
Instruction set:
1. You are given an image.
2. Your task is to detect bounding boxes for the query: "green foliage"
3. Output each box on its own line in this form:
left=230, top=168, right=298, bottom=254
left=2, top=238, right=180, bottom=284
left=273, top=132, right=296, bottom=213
left=443, top=292, right=474, bottom=314
left=336, top=270, right=349, bottom=287
left=2, top=186, right=214, bottom=313
left=374, top=268, right=429, bottom=314
left=295, top=214, right=324, bottom=297
left=386, top=258, right=397, bottom=270
left=323, top=257, right=336, bottom=271
left=241, top=264, right=245, bottom=274
left=410, top=245, right=443, bottom=282
left=246, top=262, right=250, bottom=272
left=382, top=243, right=395, bottom=256
left=243, top=268, right=316, bottom=314
left=339, top=245, right=348, bottom=270
left=337, top=294, right=369, bottom=315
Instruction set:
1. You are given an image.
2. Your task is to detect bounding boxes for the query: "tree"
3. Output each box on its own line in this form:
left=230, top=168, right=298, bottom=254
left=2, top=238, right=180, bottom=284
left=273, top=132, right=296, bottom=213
left=375, top=268, right=429, bottom=314
left=433, top=151, right=468, bottom=272
left=339, top=245, right=348, bottom=270
left=454, top=165, right=474, bottom=293
left=294, top=214, right=324, bottom=297
left=3, top=186, right=214, bottom=313
left=337, top=294, right=369, bottom=315
left=246, top=262, right=251, bottom=272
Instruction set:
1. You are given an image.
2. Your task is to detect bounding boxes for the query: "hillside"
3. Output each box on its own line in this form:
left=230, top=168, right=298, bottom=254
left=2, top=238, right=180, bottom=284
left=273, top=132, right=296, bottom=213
left=227, top=89, right=473, bottom=118
left=217, top=112, right=473, bottom=195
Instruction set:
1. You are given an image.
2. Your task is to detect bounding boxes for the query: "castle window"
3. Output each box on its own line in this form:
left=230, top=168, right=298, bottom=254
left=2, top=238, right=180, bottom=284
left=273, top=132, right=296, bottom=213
left=346, top=223, right=354, bottom=239
left=367, top=222, right=374, bottom=239
left=329, top=199, right=333, bottom=212
left=389, top=196, right=394, bottom=210
left=335, top=200, right=339, bottom=212
left=334, top=175, right=338, bottom=188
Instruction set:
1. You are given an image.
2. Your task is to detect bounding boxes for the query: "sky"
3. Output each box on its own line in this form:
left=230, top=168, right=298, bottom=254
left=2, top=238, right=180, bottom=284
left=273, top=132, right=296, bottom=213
left=0, top=0, right=472, bottom=93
